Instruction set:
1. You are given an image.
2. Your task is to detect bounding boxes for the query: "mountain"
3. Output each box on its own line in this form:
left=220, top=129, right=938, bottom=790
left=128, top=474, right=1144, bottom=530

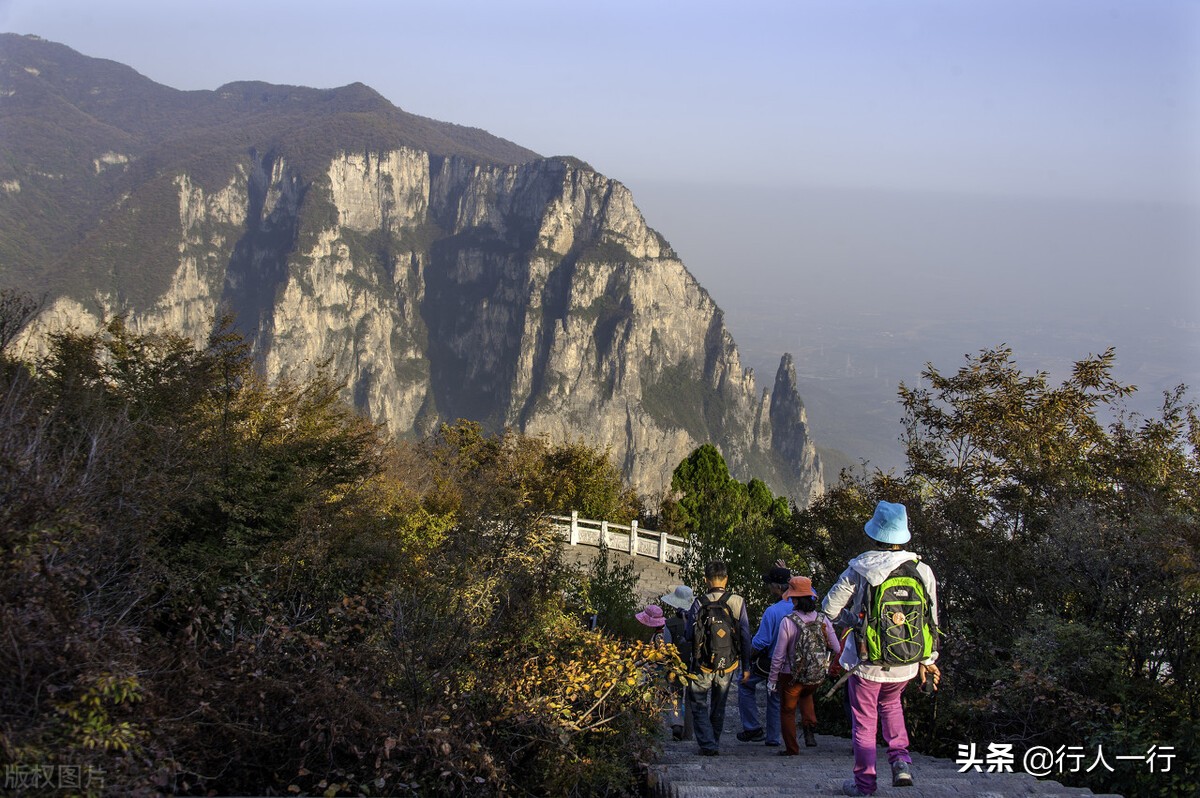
left=0, top=34, right=822, bottom=503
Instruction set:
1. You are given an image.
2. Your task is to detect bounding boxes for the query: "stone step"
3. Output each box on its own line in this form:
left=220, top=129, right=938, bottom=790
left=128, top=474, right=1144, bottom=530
left=649, top=684, right=1124, bottom=798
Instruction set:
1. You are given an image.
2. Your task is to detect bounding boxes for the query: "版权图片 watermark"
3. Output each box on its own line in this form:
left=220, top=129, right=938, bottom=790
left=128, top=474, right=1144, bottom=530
left=3, top=763, right=106, bottom=792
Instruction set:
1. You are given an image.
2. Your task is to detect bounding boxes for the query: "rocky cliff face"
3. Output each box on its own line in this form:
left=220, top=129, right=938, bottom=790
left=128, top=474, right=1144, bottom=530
left=2, top=35, right=822, bottom=503
left=21, top=148, right=822, bottom=503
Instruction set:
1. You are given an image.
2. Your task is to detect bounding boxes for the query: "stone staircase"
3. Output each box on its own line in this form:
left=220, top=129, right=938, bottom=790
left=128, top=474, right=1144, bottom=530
left=647, top=687, right=1123, bottom=798
left=554, top=517, right=1127, bottom=797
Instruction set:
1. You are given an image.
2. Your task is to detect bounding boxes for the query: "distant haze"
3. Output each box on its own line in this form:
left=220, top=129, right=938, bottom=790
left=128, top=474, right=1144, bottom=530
left=631, top=182, right=1200, bottom=472
left=632, top=183, right=1197, bottom=320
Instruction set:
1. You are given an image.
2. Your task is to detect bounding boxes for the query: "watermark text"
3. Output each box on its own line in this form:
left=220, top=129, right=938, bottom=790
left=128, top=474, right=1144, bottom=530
left=3, top=763, right=106, bottom=792
left=956, top=743, right=1175, bottom=777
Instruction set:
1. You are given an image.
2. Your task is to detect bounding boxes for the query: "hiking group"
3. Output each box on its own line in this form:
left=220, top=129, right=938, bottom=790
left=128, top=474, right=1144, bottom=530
left=635, top=501, right=942, bottom=797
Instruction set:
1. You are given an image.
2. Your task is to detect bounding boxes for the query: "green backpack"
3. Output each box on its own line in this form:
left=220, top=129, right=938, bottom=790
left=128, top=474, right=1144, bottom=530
left=861, top=559, right=936, bottom=666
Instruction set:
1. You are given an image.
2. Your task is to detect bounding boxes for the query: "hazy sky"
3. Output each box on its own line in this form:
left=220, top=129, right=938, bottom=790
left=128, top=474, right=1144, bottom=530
left=3, top=0, right=1198, bottom=204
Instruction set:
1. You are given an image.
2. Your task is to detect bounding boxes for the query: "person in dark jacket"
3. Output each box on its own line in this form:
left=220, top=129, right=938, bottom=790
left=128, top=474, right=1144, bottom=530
left=684, top=561, right=752, bottom=756
left=661, top=585, right=695, bottom=740
left=661, top=584, right=695, bottom=666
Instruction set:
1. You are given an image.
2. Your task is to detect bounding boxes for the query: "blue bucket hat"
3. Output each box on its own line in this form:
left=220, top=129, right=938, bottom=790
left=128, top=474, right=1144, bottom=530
left=864, top=500, right=911, bottom=545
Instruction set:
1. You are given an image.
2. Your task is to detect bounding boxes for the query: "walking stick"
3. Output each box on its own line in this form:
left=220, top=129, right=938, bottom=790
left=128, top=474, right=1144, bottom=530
left=823, top=662, right=863, bottom=700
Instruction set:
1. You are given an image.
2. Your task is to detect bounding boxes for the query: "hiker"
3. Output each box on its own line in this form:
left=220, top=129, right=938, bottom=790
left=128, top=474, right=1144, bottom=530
left=767, top=575, right=839, bottom=755
left=822, top=501, right=941, bottom=796
left=634, top=602, right=686, bottom=739
left=684, top=560, right=752, bottom=756
left=661, top=585, right=695, bottom=665
left=661, top=585, right=695, bottom=741
left=736, top=564, right=793, bottom=746
left=635, top=602, right=668, bottom=645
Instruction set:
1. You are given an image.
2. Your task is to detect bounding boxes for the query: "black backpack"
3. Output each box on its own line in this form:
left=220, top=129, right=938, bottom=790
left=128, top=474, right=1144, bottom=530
left=695, top=591, right=740, bottom=673
left=861, top=559, right=936, bottom=666
left=664, top=615, right=692, bottom=666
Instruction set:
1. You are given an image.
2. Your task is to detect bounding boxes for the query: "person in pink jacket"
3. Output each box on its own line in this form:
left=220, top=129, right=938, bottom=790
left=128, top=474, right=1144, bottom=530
left=768, top=575, right=840, bottom=755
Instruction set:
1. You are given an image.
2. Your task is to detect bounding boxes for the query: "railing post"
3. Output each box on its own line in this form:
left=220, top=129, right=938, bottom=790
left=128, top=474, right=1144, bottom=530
left=570, top=511, right=579, bottom=546
left=600, top=519, right=609, bottom=549
left=658, top=530, right=667, bottom=562
left=629, top=519, right=638, bottom=555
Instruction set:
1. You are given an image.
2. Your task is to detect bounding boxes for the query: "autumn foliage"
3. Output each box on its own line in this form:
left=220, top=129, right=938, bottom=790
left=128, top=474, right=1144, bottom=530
left=0, top=293, right=675, bottom=796
left=789, top=346, right=1200, bottom=797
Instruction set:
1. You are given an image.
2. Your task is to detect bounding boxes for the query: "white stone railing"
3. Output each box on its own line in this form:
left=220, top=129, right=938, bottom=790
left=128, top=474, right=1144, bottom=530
left=549, top=512, right=688, bottom=564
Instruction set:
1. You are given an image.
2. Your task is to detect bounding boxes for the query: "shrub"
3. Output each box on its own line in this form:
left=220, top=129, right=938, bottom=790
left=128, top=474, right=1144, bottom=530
left=0, top=304, right=669, bottom=796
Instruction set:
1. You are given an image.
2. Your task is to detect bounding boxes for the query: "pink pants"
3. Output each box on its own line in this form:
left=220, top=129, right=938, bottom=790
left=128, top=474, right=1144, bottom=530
left=847, top=675, right=912, bottom=795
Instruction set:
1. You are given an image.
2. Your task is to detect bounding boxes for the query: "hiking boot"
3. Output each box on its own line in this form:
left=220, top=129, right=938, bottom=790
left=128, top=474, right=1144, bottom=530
left=841, top=778, right=872, bottom=796
left=736, top=728, right=765, bottom=742
left=892, top=760, right=913, bottom=787
left=803, top=727, right=817, bottom=747
left=671, top=725, right=684, bottom=741
left=697, top=748, right=718, bottom=757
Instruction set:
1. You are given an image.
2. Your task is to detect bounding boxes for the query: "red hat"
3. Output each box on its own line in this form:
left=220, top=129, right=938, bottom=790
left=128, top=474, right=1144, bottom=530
left=782, top=575, right=814, bottom=599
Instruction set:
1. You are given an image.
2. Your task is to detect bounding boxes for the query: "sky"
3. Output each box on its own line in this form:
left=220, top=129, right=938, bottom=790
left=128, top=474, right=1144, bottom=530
left=2, top=0, right=1197, bottom=203
left=3, top=0, right=1198, bottom=464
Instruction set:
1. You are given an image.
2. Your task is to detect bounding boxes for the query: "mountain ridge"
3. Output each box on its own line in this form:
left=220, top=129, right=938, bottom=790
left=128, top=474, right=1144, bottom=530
left=1, top=34, right=823, bottom=503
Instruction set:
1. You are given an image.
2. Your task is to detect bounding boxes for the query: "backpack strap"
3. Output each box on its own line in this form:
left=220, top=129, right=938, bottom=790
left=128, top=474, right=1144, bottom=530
left=788, top=610, right=828, bottom=642
left=707, top=591, right=735, bottom=624
left=717, top=591, right=738, bottom=640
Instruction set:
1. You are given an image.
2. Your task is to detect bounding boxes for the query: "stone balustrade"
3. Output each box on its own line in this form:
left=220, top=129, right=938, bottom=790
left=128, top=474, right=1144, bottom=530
left=549, top=511, right=688, bottom=564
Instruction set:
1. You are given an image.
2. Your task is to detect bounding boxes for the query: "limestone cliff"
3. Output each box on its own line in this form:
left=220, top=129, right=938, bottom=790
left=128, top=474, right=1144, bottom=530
left=18, top=149, right=821, bottom=502
left=1, top=35, right=823, bottom=503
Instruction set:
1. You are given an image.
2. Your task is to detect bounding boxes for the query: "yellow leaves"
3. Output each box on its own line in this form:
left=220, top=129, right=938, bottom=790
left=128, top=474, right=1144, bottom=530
left=488, top=623, right=680, bottom=744
left=57, top=671, right=147, bottom=753
left=94, top=672, right=144, bottom=704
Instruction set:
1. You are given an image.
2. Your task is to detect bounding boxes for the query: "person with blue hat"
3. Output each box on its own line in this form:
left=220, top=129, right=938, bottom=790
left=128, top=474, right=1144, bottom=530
left=660, top=585, right=695, bottom=740
left=821, top=501, right=942, bottom=796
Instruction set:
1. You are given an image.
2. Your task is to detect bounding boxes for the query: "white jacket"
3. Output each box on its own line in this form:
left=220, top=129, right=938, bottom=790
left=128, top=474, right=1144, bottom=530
left=821, top=549, right=939, bottom=684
